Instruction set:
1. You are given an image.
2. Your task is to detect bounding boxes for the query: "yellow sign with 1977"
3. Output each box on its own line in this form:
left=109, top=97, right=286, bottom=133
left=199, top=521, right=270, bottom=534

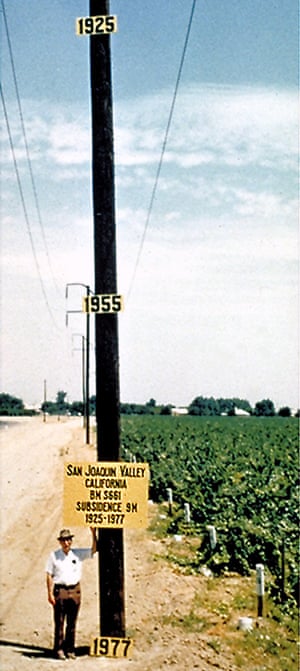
left=64, top=462, right=149, bottom=529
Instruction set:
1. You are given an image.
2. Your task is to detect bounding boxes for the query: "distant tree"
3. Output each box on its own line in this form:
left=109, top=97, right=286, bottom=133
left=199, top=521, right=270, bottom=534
left=56, top=390, right=68, bottom=415
left=218, top=398, right=235, bottom=415
left=89, top=395, right=96, bottom=415
left=40, top=390, right=70, bottom=416
left=188, top=397, right=203, bottom=415
left=278, top=406, right=291, bottom=417
left=227, top=407, right=236, bottom=416
left=70, top=401, right=84, bottom=416
left=189, top=396, right=253, bottom=416
left=188, top=396, right=220, bottom=416
left=160, top=404, right=172, bottom=415
left=120, top=403, right=133, bottom=415
left=120, top=402, right=155, bottom=415
left=40, top=400, right=56, bottom=415
left=254, top=399, right=276, bottom=416
left=139, top=404, right=155, bottom=415
left=146, top=398, right=156, bottom=408
left=0, top=393, right=25, bottom=415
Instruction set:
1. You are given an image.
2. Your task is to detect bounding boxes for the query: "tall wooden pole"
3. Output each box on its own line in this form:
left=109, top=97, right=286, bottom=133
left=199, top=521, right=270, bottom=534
left=90, top=0, right=125, bottom=637
left=85, top=286, right=90, bottom=444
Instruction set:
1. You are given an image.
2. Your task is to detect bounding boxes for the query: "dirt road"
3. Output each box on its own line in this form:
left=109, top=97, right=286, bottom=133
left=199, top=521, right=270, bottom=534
left=0, top=417, right=239, bottom=670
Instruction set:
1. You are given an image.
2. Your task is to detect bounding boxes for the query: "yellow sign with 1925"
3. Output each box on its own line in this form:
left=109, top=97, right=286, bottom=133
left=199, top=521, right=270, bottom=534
left=76, top=15, right=117, bottom=36
left=64, top=462, right=149, bottom=529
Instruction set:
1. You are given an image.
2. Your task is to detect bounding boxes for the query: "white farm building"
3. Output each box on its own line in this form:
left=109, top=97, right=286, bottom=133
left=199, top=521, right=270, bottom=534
left=171, top=407, right=189, bottom=416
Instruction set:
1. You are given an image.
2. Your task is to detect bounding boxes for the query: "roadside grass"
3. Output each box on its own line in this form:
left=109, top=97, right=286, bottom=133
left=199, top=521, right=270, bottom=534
left=149, top=504, right=299, bottom=671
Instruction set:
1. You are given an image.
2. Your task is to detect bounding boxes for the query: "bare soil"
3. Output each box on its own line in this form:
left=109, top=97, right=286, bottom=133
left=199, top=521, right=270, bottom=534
left=0, top=417, right=288, bottom=670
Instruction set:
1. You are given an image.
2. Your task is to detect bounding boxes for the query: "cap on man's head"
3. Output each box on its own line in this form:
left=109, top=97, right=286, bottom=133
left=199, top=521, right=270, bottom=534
left=58, top=529, right=74, bottom=541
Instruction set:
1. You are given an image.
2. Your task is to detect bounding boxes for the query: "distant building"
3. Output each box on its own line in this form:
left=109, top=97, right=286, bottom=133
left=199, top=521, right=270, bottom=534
left=233, top=408, right=250, bottom=417
left=24, top=403, right=41, bottom=414
left=171, top=407, right=188, bottom=417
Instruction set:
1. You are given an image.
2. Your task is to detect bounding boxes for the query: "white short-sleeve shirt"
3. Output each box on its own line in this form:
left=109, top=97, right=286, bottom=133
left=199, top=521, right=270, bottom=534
left=45, top=548, right=92, bottom=585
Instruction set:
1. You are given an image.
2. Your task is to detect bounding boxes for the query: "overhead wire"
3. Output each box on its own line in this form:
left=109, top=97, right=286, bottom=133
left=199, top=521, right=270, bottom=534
left=1, top=84, right=59, bottom=330
left=126, top=0, right=197, bottom=301
left=1, top=0, right=61, bottom=296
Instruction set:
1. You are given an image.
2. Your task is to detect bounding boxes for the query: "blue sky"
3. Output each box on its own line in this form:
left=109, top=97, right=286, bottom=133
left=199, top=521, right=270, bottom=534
left=1, top=0, right=298, bottom=410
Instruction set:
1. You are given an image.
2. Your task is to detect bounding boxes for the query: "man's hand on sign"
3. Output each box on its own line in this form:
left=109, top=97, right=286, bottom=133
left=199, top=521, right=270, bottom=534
left=90, top=527, right=98, bottom=554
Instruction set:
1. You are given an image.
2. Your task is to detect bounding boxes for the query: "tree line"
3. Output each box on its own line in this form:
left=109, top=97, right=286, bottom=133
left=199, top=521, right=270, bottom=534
left=0, top=391, right=298, bottom=417
left=0, top=391, right=95, bottom=417
left=187, top=396, right=295, bottom=417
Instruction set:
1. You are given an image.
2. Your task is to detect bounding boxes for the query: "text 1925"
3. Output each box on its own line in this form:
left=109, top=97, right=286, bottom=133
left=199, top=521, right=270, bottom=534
left=85, top=513, right=125, bottom=526
left=76, top=15, right=117, bottom=36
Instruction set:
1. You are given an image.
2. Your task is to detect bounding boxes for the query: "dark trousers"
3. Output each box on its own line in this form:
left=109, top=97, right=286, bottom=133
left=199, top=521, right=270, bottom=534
left=53, top=584, right=81, bottom=653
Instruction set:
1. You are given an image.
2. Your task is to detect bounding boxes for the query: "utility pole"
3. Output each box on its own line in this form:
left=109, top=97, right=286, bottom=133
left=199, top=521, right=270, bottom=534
left=66, top=283, right=91, bottom=445
left=43, top=379, right=47, bottom=422
left=90, top=0, right=125, bottom=637
left=72, top=334, right=86, bottom=427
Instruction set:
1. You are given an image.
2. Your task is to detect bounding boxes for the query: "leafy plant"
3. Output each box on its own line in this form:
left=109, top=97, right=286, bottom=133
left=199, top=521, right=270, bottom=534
left=121, top=415, right=299, bottom=613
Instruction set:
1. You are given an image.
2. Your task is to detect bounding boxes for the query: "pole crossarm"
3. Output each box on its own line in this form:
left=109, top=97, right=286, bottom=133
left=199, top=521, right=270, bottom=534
left=72, top=332, right=86, bottom=341
left=65, top=281, right=92, bottom=296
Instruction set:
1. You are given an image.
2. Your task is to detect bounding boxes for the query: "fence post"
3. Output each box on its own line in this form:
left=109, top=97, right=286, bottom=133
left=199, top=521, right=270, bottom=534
left=281, top=539, right=286, bottom=603
left=256, top=563, right=264, bottom=617
left=166, top=488, right=173, bottom=516
left=184, top=502, right=191, bottom=524
left=207, top=525, right=217, bottom=550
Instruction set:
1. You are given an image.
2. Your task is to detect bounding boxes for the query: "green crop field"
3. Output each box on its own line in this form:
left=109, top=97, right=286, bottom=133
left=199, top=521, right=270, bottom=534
left=121, top=415, right=299, bottom=611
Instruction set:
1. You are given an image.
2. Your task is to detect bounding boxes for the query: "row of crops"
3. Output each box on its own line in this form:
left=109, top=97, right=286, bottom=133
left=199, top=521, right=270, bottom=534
left=121, top=415, right=299, bottom=610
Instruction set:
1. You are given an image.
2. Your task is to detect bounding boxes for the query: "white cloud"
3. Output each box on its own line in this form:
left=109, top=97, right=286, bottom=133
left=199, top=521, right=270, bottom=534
left=48, top=121, right=90, bottom=165
left=115, top=84, right=298, bottom=171
left=2, top=84, right=297, bottom=179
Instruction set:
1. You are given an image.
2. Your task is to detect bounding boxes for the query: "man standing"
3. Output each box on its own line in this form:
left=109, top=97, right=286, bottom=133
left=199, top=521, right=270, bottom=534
left=46, top=528, right=97, bottom=660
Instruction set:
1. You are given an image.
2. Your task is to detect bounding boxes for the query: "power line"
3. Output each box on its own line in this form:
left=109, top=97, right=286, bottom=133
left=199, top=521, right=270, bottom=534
left=126, top=0, right=197, bottom=300
left=1, top=0, right=60, bottom=296
left=1, top=84, right=59, bottom=329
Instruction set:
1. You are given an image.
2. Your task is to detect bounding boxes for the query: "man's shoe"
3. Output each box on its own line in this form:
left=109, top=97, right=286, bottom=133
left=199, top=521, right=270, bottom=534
left=56, top=650, right=66, bottom=660
left=66, top=652, right=76, bottom=659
